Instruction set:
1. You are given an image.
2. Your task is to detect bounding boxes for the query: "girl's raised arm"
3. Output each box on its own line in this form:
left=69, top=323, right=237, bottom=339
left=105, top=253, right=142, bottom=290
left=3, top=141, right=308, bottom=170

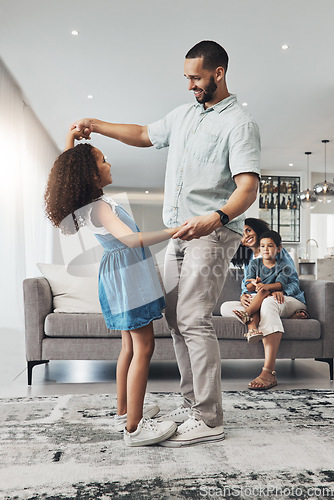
left=65, top=128, right=87, bottom=150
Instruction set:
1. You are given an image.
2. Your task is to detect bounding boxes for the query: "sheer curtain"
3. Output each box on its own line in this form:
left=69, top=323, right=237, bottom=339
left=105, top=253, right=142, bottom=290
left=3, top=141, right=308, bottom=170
left=0, top=58, right=60, bottom=329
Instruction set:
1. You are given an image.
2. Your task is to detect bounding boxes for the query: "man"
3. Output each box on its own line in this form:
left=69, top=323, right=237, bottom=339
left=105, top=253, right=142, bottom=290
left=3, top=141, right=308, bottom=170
left=73, top=40, right=260, bottom=446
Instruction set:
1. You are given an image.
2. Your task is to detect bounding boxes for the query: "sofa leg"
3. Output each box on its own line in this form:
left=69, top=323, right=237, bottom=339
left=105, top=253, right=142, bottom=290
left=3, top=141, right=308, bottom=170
left=27, top=360, right=49, bottom=385
left=315, top=358, right=333, bottom=381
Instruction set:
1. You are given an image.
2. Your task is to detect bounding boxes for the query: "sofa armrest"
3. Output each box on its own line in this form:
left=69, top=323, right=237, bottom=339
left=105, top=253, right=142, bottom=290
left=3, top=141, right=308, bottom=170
left=300, top=278, right=334, bottom=357
left=23, top=277, right=53, bottom=361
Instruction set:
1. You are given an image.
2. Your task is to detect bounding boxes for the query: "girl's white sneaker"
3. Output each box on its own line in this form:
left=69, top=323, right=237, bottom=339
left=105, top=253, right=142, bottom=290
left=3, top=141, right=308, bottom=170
left=159, top=405, right=192, bottom=424
left=123, top=418, right=177, bottom=447
left=113, top=404, right=160, bottom=432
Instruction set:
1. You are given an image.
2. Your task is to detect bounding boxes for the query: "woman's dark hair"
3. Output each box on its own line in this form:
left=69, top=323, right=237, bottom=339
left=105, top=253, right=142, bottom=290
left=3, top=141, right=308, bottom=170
left=260, top=230, right=282, bottom=248
left=231, top=244, right=253, bottom=269
left=231, top=218, right=270, bottom=268
left=244, top=218, right=270, bottom=240
left=44, top=144, right=103, bottom=234
left=185, top=40, right=229, bottom=73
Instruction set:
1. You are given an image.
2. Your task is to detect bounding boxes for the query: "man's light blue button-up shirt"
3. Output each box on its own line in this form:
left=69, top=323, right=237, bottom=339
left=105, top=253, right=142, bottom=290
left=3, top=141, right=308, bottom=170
left=147, top=94, right=261, bottom=235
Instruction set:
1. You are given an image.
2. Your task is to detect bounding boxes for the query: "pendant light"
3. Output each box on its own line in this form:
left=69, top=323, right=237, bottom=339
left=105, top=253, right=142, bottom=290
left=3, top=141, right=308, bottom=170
left=313, top=140, right=334, bottom=203
left=298, top=152, right=317, bottom=209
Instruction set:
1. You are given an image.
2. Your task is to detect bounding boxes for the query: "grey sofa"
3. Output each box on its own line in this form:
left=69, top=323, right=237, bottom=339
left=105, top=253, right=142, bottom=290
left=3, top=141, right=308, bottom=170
left=23, top=268, right=334, bottom=385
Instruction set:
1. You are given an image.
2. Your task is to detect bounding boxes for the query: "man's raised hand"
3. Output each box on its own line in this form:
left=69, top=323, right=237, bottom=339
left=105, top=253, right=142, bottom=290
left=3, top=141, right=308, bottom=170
left=70, top=118, right=93, bottom=140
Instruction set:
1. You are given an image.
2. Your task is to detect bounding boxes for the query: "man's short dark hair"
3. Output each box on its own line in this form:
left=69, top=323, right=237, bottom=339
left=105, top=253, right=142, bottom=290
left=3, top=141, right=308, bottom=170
left=260, top=230, right=282, bottom=248
left=185, top=40, right=229, bottom=73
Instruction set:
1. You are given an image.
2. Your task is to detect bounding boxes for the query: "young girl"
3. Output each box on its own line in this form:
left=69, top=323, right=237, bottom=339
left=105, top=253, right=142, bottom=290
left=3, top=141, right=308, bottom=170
left=44, top=128, right=178, bottom=446
left=233, top=230, right=306, bottom=343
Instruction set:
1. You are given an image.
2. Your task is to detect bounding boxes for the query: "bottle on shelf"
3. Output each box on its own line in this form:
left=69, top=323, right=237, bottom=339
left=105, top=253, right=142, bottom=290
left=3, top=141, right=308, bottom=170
left=275, top=195, right=278, bottom=209
left=292, top=194, right=298, bottom=210
left=287, top=182, right=292, bottom=194
left=269, top=194, right=275, bottom=209
left=287, top=196, right=291, bottom=210
left=280, top=181, right=287, bottom=193
left=292, top=180, right=298, bottom=193
left=264, top=195, right=269, bottom=210
left=280, top=196, right=287, bottom=209
left=259, top=195, right=264, bottom=209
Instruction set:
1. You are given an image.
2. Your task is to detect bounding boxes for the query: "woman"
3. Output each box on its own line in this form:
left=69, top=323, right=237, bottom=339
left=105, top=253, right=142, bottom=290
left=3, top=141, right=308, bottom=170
left=220, top=218, right=308, bottom=390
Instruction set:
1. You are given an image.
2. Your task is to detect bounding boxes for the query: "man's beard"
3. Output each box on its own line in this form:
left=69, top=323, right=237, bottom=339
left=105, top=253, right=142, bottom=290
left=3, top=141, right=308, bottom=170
left=195, top=76, right=217, bottom=103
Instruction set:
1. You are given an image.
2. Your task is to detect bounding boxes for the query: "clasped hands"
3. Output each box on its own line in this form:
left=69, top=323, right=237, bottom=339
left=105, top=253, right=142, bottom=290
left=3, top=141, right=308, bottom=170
left=246, top=277, right=267, bottom=292
left=172, top=213, right=221, bottom=241
left=70, top=119, right=93, bottom=140
left=245, top=277, right=284, bottom=304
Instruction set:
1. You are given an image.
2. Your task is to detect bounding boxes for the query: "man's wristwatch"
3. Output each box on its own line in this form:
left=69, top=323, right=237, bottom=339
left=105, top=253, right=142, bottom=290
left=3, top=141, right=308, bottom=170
left=215, top=210, right=229, bottom=226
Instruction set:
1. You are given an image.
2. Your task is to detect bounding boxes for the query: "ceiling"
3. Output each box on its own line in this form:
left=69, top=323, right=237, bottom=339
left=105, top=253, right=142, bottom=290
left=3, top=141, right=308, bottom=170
left=1, top=0, right=334, bottom=191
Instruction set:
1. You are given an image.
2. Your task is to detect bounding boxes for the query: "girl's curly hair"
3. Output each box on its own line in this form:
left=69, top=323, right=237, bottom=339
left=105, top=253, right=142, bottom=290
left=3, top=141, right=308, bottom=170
left=231, top=218, right=270, bottom=268
left=44, top=144, right=103, bottom=234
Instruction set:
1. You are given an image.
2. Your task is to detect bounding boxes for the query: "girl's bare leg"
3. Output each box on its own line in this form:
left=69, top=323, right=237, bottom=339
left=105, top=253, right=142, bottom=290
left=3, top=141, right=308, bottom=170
left=116, top=330, right=133, bottom=415
left=126, top=322, right=155, bottom=433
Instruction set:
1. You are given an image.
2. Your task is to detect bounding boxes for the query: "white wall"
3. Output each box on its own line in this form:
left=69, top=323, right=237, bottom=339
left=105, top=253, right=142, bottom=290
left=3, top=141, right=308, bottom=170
left=0, top=58, right=60, bottom=329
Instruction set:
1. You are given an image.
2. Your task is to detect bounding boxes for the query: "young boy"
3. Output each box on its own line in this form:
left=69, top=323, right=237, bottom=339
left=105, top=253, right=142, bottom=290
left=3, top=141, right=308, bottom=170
left=233, top=230, right=304, bottom=343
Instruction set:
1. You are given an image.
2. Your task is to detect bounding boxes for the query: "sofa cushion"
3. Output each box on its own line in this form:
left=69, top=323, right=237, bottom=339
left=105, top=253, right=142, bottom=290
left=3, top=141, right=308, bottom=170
left=212, top=317, right=321, bottom=340
left=281, top=319, right=321, bottom=340
left=213, top=316, right=247, bottom=339
left=37, top=263, right=101, bottom=314
left=45, top=313, right=171, bottom=339
left=45, top=311, right=321, bottom=341
left=45, top=313, right=109, bottom=338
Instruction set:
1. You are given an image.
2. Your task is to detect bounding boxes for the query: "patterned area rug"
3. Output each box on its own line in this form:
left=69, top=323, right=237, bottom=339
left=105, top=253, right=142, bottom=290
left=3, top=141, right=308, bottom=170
left=0, top=390, right=333, bottom=500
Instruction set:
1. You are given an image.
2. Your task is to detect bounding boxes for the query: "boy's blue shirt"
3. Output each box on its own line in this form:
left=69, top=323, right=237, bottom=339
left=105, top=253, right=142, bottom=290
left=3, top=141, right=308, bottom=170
left=241, top=247, right=306, bottom=304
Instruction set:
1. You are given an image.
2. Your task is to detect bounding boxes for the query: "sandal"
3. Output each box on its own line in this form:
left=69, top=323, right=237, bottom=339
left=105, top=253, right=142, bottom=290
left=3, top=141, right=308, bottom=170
left=290, top=309, right=310, bottom=320
left=233, top=309, right=253, bottom=324
left=244, top=328, right=263, bottom=343
left=248, top=367, right=277, bottom=391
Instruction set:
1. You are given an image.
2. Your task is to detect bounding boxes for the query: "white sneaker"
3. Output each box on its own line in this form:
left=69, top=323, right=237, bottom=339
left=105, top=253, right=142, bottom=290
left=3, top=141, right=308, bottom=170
left=159, top=405, right=192, bottom=424
left=124, top=418, right=177, bottom=447
left=113, top=404, right=160, bottom=432
left=159, top=415, right=225, bottom=447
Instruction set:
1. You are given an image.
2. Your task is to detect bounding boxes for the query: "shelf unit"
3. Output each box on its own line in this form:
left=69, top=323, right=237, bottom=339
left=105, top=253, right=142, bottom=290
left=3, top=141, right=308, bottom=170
left=259, top=175, right=300, bottom=242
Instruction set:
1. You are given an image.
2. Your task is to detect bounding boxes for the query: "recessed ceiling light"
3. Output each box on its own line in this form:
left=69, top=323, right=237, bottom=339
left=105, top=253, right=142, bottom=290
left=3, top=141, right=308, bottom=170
left=289, top=163, right=294, bottom=167
left=145, top=190, right=150, bottom=194
left=87, top=95, right=93, bottom=99
left=281, top=44, right=289, bottom=50
left=71, top=30, right=79, bottom=36
left=242, top=102, right=248, bottom=107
